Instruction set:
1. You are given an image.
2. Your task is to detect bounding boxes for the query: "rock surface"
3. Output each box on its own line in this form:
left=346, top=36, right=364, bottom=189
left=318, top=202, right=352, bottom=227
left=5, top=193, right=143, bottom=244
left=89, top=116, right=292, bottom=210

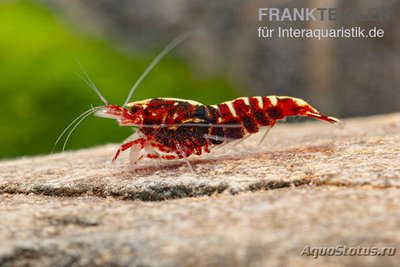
left=0, top=113, right=399, bottom=266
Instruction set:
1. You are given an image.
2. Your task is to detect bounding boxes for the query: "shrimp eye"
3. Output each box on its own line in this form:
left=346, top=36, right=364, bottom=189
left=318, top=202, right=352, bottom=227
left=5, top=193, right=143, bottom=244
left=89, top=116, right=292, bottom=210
left=131, top=106, right=140, bottom=113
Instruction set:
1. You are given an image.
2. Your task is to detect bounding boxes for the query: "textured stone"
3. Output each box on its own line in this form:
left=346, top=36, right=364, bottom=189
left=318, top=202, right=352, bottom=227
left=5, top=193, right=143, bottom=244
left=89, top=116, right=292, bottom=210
left=0, top=113, right=399, bottom=266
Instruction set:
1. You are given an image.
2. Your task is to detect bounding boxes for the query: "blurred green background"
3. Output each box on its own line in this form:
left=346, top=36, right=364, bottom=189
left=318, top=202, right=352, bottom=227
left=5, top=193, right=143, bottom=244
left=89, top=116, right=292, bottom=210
left=0, top=1, right=239, bottom=159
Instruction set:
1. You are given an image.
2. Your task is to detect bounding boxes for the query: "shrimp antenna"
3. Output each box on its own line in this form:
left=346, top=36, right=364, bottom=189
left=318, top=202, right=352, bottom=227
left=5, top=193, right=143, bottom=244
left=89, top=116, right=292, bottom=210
left=52, top=106, right=101, bottom=153
left=62, top=107, right=100, bottom=152
left=76, top=58, right=109, bottom=105
left=123, top=32, right=190, bottom=106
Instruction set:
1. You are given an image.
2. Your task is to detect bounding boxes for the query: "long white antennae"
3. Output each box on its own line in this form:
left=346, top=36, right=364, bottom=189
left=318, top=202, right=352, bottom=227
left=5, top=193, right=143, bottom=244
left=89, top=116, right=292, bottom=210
left=52, top=106, right=101, bottom=153
left=76, top=58, right=109, bottom=105
left=62, top=107, right=100, bottom=152
left=123, top=32, right=190, bottom=106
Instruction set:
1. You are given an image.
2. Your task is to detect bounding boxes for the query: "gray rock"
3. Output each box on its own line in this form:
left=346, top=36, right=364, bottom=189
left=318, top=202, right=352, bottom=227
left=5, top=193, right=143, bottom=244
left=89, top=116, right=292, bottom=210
left=0, top=113, right=399, bottom=266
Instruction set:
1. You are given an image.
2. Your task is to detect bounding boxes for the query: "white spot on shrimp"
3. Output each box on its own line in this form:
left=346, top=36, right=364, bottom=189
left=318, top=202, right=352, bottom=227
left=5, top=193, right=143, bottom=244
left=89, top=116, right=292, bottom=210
left=256, top=96, right=263, bottom=108
left=269, top=96, right=278, bottom=106
left=225, top=102, right=237, bottom=117
left=293, top=97, right=308, bottom=107
left=279, top=96, right=308, bottom=107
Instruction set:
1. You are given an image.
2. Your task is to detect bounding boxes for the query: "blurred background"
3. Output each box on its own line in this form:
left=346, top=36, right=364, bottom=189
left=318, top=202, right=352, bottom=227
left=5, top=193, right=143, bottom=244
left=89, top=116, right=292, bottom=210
left=0, top=0, right=399, bottom=159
